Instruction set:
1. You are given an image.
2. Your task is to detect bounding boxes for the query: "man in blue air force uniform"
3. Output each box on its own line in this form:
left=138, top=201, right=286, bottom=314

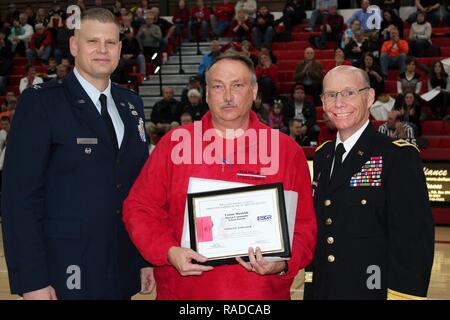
left=1, top=8, right=153, bottom=299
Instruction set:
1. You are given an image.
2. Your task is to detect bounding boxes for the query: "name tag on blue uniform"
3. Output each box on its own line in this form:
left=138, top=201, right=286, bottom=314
left=77, top=138, right=98, bottom=145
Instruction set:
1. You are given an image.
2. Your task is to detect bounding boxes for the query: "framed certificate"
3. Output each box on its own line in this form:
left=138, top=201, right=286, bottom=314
left=187, top=183, right=291, bottom=265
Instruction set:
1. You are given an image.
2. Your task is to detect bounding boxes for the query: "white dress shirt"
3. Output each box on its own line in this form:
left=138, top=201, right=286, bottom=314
left=330, top=120, right=370, bottom=176
left=73, top=67, right=124, bottom=147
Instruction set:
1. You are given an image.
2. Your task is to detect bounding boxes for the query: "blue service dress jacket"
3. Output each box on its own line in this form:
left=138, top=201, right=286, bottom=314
left=2, top=71, right=149, bottom=299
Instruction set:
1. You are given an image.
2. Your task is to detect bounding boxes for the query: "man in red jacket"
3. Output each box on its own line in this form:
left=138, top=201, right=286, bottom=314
left=25, top=23, right=52, bottom=64
left=123, top=53, right=317, bottom=299
left=211, top=0, right=235, bottom=38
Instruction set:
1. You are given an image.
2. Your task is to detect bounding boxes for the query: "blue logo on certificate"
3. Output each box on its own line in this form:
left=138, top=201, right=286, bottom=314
left=257, top=215, right=272, bottom=221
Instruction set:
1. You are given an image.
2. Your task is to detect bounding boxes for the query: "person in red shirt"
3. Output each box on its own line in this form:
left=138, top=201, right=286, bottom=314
left=172, top=0, right=191, bottom=37
left=380, top=27, right=409, bottom=78
left=25, top=23, right=52, bottom=64
left=211, top=0, right=234, bottom=38
left=188, top=0, right=211, bottom=41
left=123, top=53, right=317, bottom=300
left=256, top=53, right=278, bottom=105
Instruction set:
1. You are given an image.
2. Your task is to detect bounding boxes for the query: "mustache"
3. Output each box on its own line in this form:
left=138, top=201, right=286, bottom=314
left=221, top=103, right=235, bottom=108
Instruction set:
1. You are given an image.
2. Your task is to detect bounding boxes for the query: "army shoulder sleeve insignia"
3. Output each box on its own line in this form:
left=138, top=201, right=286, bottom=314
left=315, top=140, right=332, bottom=153
left=392, top=139, right=420, bottom=152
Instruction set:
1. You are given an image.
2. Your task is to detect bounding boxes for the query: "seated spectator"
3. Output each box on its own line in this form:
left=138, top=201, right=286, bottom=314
left=44, top=57, right=58, bottom=81
left=408, top=0, right=441, bottom=28
left=235, top=0, right=257, bottom=20
left=394, top=91, right=422, bottom=136
left=211, top=0, right=235, bottom=38
left=256, top=53, right=278, bottom=105
left=180, top=112, right=193, bottom=125
left=360, top=52, right=385, bottom=96
left=47, top=1, right=66, bottom=25
left=119, top=13, right=135, bottom=39
left=289, top=118, right=311, bottom=146
left=380, top=27, right=409, bottom=78
left=150, top=7, right=176, bottom=53
left=173, top=0, right=191, bottom=37
left=333, top=47, right=352, bottom=69
left=269, top=100, right=286, bottom=131
left=189, top=0, right=211, bottom=42
left=48, top=16, right=73, bottom=64
left=181, top=75, right=204, bottom=106
left=240, top=40, right=258, bottom=66
left=112, top=0, right=123, bottom=19
left=34, top=8, right=48, bottom=27
left=408, top=11, right=432, bottom=57
left=119, top=29, right=146, bottom=79
left=283, top=84, right=319, bottom=144
left=427, top=60, right=450, bottom=119
left=251, top=6, right=275, bottom=50
left=259, top=45, right=278, bottom=64
left=344, top=29, right=369, bottom=66
left=137, top=13, right=162, bottom=61
left=274, top=0, right=306, bottom=34
left=364, top=31, right=383, bottom=64
left=26, top=23, right=52, bottom=65
left=379, top=0, right=401, bottom=16
left=1, top=92, right=16, bottom=111
left=317, top=112, right=337, bottom=144
left=0, top=115, right=10, bottom=151
left=0, top=97, right=17, bottom=119
left=342, top=19, right=361, bottom=50
left=5, top=3, right=20, bottom=26
left=370, top=93, right=395, bottom=120
left=380, top=9, right=404, bottom=40
left=55, top=64, right=68, bottom=80
left=0, top=28, right=13, bottom=95
left=306, top=0, right=337, bottom=32
left=346, top=0, right=379, bottom=33
left=231, top=10, right=252, bottom=42
left=61, top=57, right=72, bottom=73
left=9, top=14, right=34, bottom=57
left=395, top=56, right=422, bottom=106
left=198, top=40, right=221, bottom=82
left=182, top=88, right=208, bottom=121
left=149, top=86, right=182, bottom=134
left=19, top=64, right=44, bottom=93
left=252, top=91, right=269, bottom=124
left=294, top=47, right=323, bottom=106
left=378, top=110, right=417, bottom=145
left=313, top=5, right=344, bottom=49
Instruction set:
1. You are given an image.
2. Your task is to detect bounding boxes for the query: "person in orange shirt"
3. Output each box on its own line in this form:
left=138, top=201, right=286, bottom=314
left=380, top=27, right=409, bottom=78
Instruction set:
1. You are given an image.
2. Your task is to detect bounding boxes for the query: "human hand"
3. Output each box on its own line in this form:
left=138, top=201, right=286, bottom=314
left=139, top=267, right=156, bottom=294
left=395, top=122, right=405, bottom=134
left=236, top=247, right=286, bottom=275
left=168, top=246, right=214, bottom=276
left=23, top=286, right=57, bottom=300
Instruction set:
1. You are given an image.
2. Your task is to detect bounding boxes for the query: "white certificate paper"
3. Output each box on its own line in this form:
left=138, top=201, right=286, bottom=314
left=192, top=188, right=284, bottom=260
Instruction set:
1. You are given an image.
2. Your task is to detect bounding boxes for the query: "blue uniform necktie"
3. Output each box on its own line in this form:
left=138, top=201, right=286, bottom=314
left=99, top=94, right=118, bottom=153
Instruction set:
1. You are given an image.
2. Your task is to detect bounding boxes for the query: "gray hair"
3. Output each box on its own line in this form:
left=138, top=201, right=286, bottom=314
left=205, top=52, right=257, bottom=87
left=187, top=89, right=201, bottom=98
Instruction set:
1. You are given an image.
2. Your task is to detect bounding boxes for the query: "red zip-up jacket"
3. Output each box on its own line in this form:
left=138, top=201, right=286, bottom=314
left=123, top=111, right=317, bottom=299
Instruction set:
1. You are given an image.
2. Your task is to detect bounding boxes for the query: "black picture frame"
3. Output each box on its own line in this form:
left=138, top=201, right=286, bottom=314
left=187, top=182, right=291, bottom=266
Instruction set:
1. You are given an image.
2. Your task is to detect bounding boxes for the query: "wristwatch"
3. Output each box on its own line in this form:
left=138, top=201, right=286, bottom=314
left=278, top=261, right=289, bottom=275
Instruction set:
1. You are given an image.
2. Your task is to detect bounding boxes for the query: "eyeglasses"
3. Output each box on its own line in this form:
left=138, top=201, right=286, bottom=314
left=320, top=87, right=370, bottom=105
